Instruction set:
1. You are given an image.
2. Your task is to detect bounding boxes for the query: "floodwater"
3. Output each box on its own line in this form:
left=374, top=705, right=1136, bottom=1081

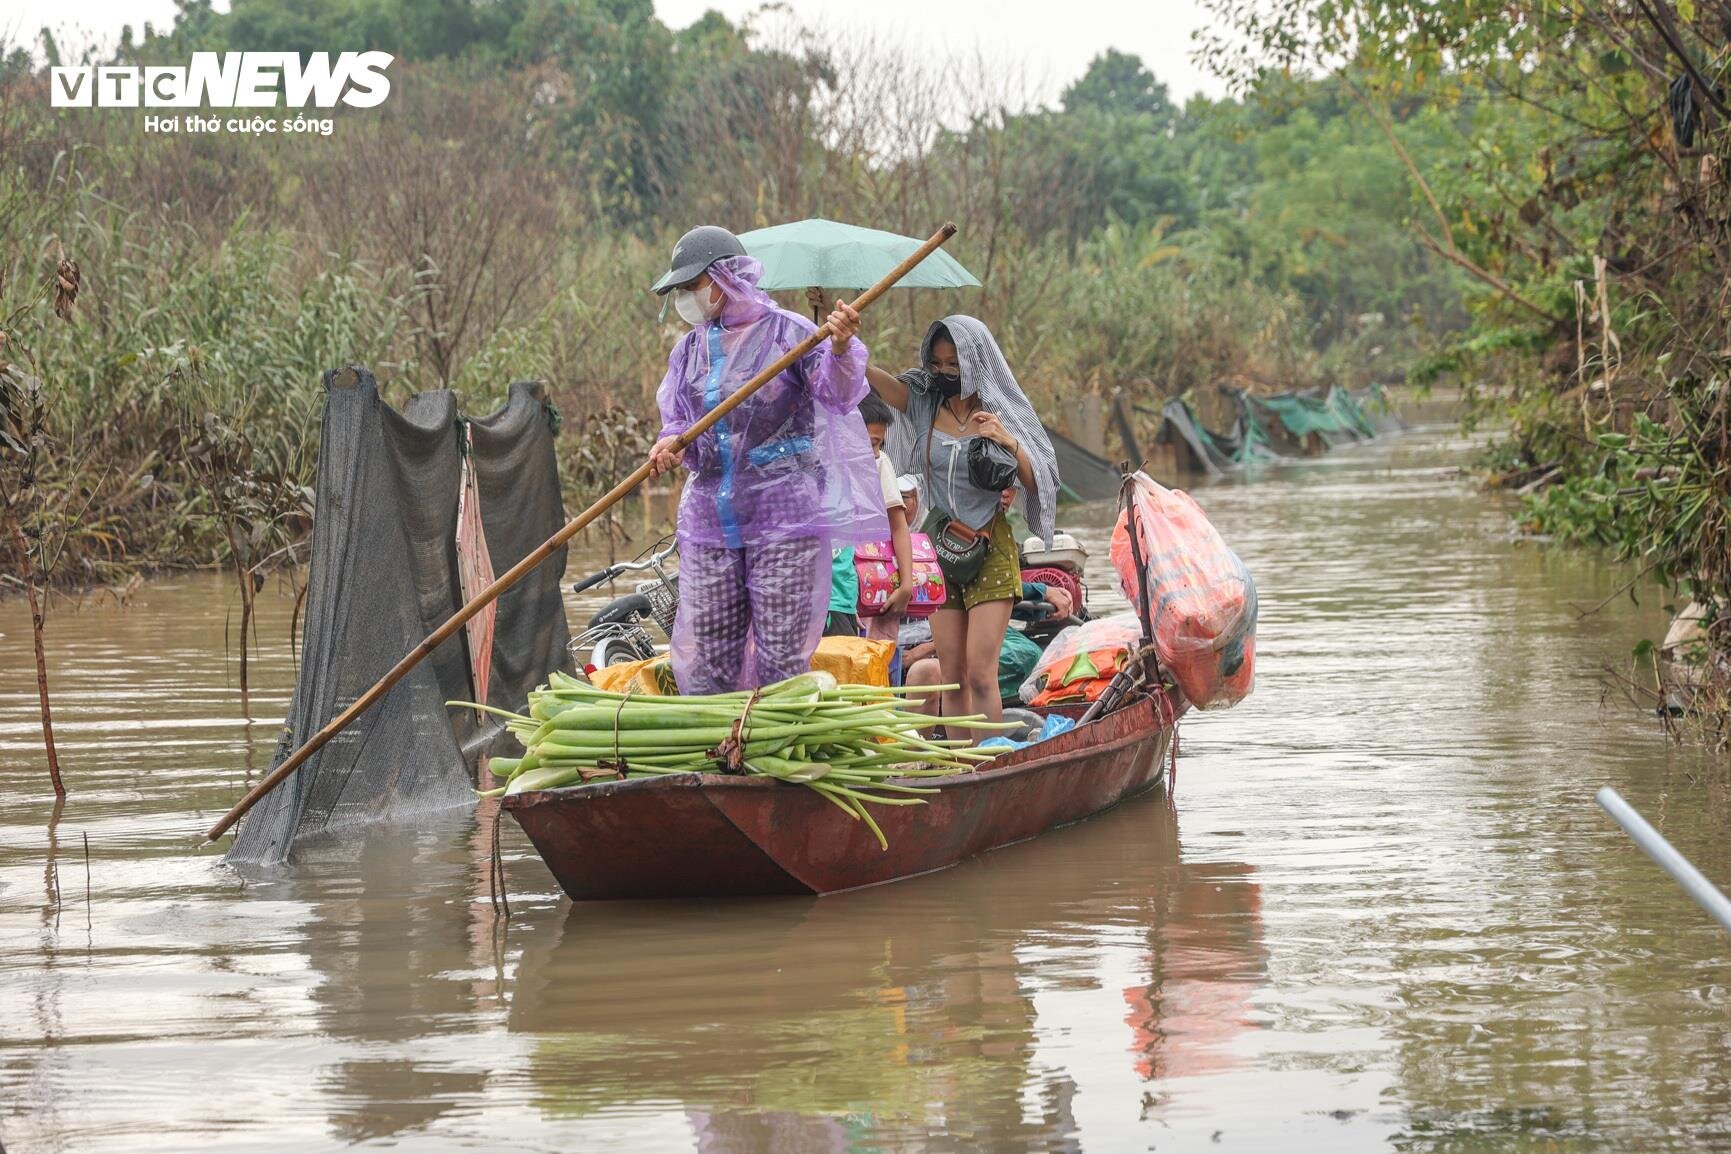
left=3, top=423, right=1730, bottom=1152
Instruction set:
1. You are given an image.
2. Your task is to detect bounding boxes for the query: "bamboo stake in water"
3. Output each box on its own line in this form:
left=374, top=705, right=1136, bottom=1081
left=205, top=222, right=961, bottom=842
left=1596, top=786, right=1731, bottom=936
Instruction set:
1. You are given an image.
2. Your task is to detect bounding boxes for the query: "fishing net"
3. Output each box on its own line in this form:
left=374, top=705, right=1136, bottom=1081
left=1350, top=384, right=1407, bottom=434
left=1154, top=399, right=1247, bottom=477
left=1158, top=385, right=1402, bottom=475
left=1323, top=386, right=1380, bottom=440
left=1252, top=391, right=1344, bottom=444
left=227, top=366, right=571, bottom=868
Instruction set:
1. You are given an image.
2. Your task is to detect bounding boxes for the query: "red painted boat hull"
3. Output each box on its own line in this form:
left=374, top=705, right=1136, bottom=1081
left=503, top=693, right=1183, bottom=900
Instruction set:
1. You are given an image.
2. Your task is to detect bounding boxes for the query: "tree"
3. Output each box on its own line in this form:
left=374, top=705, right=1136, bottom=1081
left=1202, top=0, right=1731, bottom=721
left=997, top=52, right=1198, bottom=245
left=1062, top=49, right=1176, bottom=126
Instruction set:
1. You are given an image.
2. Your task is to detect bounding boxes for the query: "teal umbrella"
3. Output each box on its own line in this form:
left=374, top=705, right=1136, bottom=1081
left=739, top=218, right=980, bottom=293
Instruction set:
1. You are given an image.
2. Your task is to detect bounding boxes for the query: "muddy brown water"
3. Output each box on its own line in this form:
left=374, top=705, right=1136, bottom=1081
left=3, top=424, right=1730, bottom=1152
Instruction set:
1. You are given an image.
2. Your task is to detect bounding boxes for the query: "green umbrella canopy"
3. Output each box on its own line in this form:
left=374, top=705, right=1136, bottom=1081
left=738, top=218, right=981, bottom=291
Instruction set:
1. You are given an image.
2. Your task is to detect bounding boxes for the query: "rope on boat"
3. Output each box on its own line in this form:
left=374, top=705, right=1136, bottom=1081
left=717, top=688, right=765, bottom=773
left=1169, top=722, right=1179, bottom=793
left=1072, top=639, right=1180, bottom=792
left=600, top=688, right=635, bottom=776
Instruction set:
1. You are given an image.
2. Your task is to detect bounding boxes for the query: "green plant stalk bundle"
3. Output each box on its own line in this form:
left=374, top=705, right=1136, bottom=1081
left=450, top=670, right=1017, bottom=850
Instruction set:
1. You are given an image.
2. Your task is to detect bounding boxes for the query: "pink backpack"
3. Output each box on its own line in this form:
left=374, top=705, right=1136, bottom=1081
left=855, top=533, right=946, bottom=618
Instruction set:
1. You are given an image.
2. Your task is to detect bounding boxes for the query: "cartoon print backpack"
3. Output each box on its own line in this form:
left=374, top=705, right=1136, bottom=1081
left=855, top=533, right=947, bottom=618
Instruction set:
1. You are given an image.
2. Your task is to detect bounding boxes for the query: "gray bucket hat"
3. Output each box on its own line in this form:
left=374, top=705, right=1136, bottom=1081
left=650, top=225, right=746, bottom=295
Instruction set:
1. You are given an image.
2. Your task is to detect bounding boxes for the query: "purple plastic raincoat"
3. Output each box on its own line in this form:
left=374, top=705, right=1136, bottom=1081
left=657, top=255, right=887, bottom=693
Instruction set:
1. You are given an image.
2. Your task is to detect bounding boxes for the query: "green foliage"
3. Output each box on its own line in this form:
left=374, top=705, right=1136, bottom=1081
left=1522, top=382, right=1731, bottom=606
left=1, top=2, right=1469, bottom=581
left=1203, top=0, right=1731, bottom=719
left=1062, top=49, right=1177, bottom=122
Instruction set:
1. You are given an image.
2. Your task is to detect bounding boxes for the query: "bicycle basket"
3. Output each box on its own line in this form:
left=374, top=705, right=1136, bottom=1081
left=638, top=574, right=679, bottom=634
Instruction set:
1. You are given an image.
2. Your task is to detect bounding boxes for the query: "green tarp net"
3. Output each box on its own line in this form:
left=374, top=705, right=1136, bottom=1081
left=1156, top=385, right=1402, bottom=477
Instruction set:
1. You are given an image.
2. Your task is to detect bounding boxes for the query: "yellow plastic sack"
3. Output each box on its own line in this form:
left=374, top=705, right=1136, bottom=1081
left=587, top=655, right=676, bottom=696
left=810, top=636, right=895, bottom=688
left=589, top=639, right=892, bottom=695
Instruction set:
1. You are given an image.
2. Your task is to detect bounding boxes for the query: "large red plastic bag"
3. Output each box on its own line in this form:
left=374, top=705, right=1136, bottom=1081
left=1109, top=474, right=1257, bottom=709
left=1017, top=611, right=1144, bottom=707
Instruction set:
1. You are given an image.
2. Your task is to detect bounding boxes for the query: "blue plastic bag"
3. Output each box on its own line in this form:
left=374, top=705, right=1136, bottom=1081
left=980, top=714, right=1075, bottom=756
left=1037, top=714, right=1077, bottom=742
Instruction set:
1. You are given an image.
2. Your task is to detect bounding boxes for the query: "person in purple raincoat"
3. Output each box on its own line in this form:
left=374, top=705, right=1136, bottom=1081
left=647, top=226, right=889, bottom=694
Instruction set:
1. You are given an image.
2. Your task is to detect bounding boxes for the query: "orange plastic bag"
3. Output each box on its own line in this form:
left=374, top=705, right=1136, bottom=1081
left=1109, top=474, right=1257, bottom=709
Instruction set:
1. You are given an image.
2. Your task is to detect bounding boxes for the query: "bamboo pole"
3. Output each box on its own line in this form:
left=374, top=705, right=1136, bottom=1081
left=25, top=574, right=64, bottom=797
left=205, top=222, right=960, bottom=842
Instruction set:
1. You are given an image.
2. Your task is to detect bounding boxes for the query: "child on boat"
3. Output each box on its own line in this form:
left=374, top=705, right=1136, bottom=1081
left=837, top=392, right=920, bottom=640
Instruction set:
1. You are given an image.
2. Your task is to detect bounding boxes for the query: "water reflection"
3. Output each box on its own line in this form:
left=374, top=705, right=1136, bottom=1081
left=506, top=795, right=1265, bottom=1148
left=1124, top=859, right=1263, bottom=1082
left=277, top=821, right=502, bottom=1145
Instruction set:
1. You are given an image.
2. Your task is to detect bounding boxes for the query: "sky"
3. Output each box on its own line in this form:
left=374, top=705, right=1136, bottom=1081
left=4, top=0, right=1232, bottom=105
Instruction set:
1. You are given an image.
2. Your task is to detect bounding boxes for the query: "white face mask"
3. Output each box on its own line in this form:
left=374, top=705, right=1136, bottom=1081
left=673, top=283, right=720, bottom=326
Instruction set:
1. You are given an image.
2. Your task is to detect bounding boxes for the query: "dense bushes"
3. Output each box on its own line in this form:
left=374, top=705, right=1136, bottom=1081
left=1203, top=0, right=1731, bottom=718
left=0, top=3, right=1455, bottom=584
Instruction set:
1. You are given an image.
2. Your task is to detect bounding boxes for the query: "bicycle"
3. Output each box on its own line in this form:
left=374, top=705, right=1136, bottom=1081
left=568, top=537, right=679, bottom=668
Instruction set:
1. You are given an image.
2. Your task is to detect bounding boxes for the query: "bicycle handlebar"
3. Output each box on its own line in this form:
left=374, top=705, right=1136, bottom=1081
left=571, top=543, right=677, bottom=595
left=571, top=568, right=616, bottom=595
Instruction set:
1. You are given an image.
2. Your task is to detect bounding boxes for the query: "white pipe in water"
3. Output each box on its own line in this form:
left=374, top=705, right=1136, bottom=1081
left=1597, top=786, right=1731, bottom=936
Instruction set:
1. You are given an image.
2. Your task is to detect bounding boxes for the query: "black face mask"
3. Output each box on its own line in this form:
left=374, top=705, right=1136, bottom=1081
left=932, top=371, right=962, bottom=399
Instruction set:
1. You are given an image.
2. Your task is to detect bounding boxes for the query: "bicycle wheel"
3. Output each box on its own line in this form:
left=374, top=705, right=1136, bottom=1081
left=591, top=634, right=651, bottom=667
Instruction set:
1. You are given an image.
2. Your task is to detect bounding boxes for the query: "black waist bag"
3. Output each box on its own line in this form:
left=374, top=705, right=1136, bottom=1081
left=923, top=508, right=992, bottom=588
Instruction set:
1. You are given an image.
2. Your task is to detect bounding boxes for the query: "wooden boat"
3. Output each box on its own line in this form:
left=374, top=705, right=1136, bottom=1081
left=502, top=689, right=1183, bottom=900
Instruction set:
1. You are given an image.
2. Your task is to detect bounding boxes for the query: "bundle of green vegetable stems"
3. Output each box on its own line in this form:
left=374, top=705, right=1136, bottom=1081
left=454, top=671, right=1012, bottom=849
